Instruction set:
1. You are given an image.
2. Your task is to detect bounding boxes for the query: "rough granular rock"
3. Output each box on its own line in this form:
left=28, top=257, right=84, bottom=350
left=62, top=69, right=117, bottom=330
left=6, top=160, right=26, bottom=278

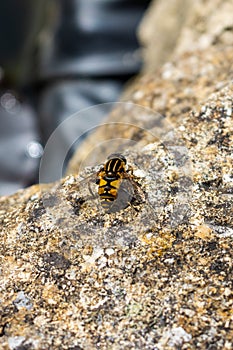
left=1, top=2, right=233, bottom=346
left=67, top=46, right=233, bottom=173
left=0, top=81, right=233, bottom=349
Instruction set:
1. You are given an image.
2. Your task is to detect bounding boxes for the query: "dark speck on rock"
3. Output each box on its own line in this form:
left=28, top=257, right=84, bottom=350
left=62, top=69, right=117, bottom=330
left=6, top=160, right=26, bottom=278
left=43, top=252, right=71, bottom=270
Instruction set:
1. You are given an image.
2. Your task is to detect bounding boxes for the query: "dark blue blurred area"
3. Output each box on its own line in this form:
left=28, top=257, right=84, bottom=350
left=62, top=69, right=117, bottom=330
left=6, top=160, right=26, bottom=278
left=0, top=0, right=46, bottom=86
left=0, top=1, right=33, bottom=63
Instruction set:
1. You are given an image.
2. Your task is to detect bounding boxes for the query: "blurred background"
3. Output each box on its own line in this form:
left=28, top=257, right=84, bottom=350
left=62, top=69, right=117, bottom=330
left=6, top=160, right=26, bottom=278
left=0, top=0, right=150, bottom=195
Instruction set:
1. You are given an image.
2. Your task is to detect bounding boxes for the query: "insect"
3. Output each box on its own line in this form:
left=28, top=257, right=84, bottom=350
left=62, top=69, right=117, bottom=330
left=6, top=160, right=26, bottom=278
left=68, top=154, right=144, bottom=215
left=95, top=153, right=142, bottom=213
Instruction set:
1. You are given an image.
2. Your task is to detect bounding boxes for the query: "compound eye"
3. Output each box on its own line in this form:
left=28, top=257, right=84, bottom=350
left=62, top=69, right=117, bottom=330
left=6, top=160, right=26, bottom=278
left=96, top=178, right=100, bottom=184
left=120, top=155, right=127, bottom=164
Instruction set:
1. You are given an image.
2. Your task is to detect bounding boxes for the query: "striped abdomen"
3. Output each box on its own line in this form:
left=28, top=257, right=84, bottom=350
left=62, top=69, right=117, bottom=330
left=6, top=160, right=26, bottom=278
left=97, top=154, right=128, bottom=212
left=98, top=175, right=121, bottom=211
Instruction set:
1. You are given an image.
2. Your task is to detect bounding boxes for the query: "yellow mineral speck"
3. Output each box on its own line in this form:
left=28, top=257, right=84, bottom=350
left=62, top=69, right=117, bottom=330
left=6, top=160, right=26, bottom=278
left=166, top=169, right=179, bottom=182
left=139, top=230, right=175, bottom=256
left=204, top=145, right=218, bottom=155
left=194, top=224, right=213, bottom=240
left=199, top=257, right=209, bottom=266
left=82, top=245, right=94, bottom=256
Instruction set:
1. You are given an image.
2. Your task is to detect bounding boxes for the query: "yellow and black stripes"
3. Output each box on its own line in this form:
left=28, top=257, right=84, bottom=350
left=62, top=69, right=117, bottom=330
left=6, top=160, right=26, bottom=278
left=98, top=175, right=121, bottom=209
left=96, top=154, right=127, bottom=212
left=105, top=158, right=125, bottom=174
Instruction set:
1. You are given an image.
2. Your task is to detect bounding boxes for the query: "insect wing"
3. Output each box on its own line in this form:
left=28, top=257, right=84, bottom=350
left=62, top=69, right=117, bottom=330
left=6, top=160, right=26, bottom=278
left=67, top=171, right=98, bottom=212
left=107, top=177, right=135, bottom=213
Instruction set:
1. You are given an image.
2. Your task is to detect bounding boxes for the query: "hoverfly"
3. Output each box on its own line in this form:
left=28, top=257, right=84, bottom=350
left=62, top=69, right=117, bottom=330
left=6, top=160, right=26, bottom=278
left=96, top=153, right=141, bottom=213
left=67, top=153, right=144, bottom=215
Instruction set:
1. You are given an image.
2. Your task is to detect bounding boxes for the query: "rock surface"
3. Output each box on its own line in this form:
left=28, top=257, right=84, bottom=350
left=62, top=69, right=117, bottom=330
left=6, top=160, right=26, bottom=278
left=1, top=1, right=233, bottom=349
left=67, top=46, right=233, bottom=173
left=1, top=82, right=233, bottom=349
left=139, top=0, right=233, bottom=72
